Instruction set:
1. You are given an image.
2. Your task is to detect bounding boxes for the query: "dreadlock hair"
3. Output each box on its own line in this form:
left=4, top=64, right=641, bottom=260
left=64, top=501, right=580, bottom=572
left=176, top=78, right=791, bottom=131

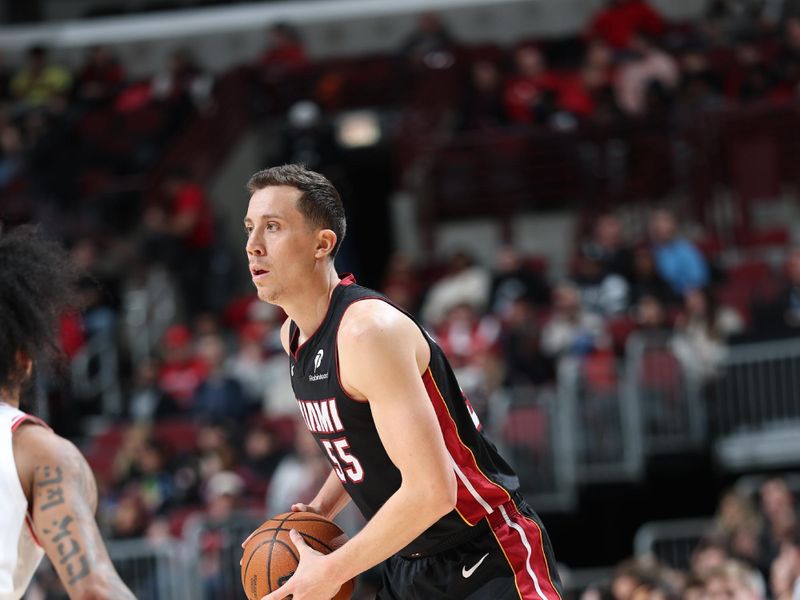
left=0, top=225, right=79, bottom=393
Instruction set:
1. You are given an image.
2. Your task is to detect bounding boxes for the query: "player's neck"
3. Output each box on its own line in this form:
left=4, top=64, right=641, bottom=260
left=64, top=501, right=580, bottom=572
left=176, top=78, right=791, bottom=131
left=282, top=267, right=341, bottom=341
left=0, top=386, right=20, bottom=408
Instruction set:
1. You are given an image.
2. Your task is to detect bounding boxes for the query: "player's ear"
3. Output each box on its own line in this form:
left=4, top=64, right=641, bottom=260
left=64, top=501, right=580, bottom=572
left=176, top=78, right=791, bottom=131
left=314, top=229, right=337, bottom=260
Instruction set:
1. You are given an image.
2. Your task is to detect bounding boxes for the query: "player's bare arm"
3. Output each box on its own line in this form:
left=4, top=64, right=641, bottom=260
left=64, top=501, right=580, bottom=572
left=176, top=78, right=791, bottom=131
left=14, top=424, right=136, bottom=600
left=279, top=316, right=352, bottom=520
left=263, top=300, right=457, bottom=600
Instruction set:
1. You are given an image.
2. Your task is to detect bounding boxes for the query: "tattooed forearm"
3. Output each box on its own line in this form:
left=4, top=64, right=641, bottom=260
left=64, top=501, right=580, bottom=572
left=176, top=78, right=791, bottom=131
left=40, top=513, right=90, bottom=585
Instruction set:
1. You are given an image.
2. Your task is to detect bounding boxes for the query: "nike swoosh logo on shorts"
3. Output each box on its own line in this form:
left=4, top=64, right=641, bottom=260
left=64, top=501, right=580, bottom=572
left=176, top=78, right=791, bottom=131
left=462, top=553, right=489, bottom=578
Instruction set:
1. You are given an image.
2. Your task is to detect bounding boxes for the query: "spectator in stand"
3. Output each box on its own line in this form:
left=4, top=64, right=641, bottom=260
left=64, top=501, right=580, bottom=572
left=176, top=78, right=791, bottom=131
left=541, top=282, right=608, bottom=359
left=581, top=213, right=635, bottom=280
left=587, top=0, right=666, bottom=52
left=504, top=45, right=559, bottom=124
left=157, top=324, right=209, bottom=414
left=129, top=359, right=167, bottom=422
left=10, top=45, right=72, bottom=110
left=500, top=298, right=555, bottom=387
left=489, top=245, right=550, bottom=319
left=629, top=294, right=673, bottom=347
left=258, top=22, right=309, bottom=84
left=132, top=439, right=175, bottom=514
left=557, top=42, right=618, bottom=122
left=672, top=287, right=743, bottom=384
left=649, top=209, right=709, bottom=296
left=226, top=321, right=271, bottom=405
left=74, top=45, right=126, bottom=107
left=752, top=247, right=800, bottom=337
left=146, top=170, right=217, bottom=315
left=151, top=49, right=214, bottom=133
left=0, top=103, right=22, bottom=187
left=192, top=333, right=249, bottom=421
left=725, top=40, right=779, bottom=102
left=775, top=17, right=800, bottom=97
left=381, top=252, right=423, bottom=313
left=616, top=33, right=680, bottom=116
left=197, top=470, right=249, bottom=600
left=692, top=536, right=732, bottom=579
left=266, top=425, right=330, bottom=517
left=676, top=47, right=725, bottom=113
left=420, top=250, right=490, bottom=326
left=399, top=12, right=457, bottom=70
left=759, top=478, right=799, bottom=572
left=703, top=561, right=764, bottom=600
left=711, top=489, right=763, bottom=567
left=629, top=244, right=678, bottom=306
left=573, top=252, right=630, bottom=317
left=238, top=425, right=285, bottom=498
left=108, top=490, right=151, bottom=540
left=458, top=60, right=508, bottom=131
left=770, top=542, right=800, bottom=600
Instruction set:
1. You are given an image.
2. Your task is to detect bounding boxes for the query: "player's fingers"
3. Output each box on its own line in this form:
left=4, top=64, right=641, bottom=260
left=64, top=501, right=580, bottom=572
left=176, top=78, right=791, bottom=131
left=289, top=528, right=308, bottom=554
left=290, top=503, right=309, bottom=512
left=260, top=577, right=293, bottom=600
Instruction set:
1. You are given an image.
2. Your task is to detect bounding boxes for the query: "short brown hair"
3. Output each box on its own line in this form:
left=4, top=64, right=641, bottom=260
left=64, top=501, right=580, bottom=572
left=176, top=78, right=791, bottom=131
left=247, top=164, right=346, bottom=259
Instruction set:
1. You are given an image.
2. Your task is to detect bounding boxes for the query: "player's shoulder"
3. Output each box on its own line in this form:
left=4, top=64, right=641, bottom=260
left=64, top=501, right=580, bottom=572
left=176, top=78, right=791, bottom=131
left=13, top=423, right=84, bottom=497
left=339, top=298, right=417, bottom=348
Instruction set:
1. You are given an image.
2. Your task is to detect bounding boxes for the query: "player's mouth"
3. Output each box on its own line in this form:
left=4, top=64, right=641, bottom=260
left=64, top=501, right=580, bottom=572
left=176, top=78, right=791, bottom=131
left=250, top=266, right=270, bottom=281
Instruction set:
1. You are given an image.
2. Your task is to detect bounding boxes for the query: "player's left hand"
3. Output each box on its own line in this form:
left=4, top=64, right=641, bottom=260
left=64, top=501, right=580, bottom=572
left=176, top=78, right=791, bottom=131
left=261, top=529, right=344, bottom=600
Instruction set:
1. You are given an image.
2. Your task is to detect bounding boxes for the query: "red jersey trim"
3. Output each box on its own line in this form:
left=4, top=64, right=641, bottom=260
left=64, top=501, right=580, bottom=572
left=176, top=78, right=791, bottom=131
left=423, top=368, right=511, bottom=524
left=25, top=514, right=42, bottom=548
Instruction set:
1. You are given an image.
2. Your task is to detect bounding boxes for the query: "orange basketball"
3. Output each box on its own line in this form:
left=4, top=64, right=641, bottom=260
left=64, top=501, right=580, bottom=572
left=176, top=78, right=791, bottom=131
left=240, top=511, right=354, bottom=600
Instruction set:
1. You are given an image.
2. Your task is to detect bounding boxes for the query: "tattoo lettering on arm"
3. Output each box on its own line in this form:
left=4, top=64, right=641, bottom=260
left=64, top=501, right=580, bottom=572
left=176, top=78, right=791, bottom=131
left=35, top=464, right=92, bottom=586
left=40, top=514, right=90, bottom=586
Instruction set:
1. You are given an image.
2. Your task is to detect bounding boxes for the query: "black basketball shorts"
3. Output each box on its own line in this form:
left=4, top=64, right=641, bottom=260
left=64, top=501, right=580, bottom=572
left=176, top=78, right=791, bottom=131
left=376, top=495, right=562, bottom=600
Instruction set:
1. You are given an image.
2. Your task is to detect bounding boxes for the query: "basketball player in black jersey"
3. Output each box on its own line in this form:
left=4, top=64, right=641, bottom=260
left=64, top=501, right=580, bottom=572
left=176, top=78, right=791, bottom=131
left=246, top=165, right=562, bottom=600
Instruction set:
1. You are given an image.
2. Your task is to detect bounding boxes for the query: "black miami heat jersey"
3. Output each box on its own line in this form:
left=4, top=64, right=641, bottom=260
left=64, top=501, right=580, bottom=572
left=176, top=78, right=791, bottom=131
left=288, top=275, right=522, bottom=557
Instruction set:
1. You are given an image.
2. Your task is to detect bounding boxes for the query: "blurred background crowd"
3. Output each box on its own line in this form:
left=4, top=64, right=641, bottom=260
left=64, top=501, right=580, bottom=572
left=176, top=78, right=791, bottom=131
left=3, top=0, right=800, bottom=599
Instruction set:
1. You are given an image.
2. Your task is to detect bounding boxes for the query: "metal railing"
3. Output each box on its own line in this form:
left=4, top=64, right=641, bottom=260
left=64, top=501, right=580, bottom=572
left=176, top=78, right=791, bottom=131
left=634, top=518, right=714, bottom=571
left=25, top=538, right=201, bottom=600
left=626, top=333, right=705, bottom=454
left=713, top=338, right=800, bottom=470
left=492, top=385, right=577, bottom=512
left=559, top=356, right=644, bottom=483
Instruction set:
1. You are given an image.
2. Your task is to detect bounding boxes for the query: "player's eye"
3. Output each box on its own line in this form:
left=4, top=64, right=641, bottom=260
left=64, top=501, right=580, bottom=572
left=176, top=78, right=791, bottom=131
left=266, top=222, right=279, bottom=232
left=244, top=226, right=253, bottom=237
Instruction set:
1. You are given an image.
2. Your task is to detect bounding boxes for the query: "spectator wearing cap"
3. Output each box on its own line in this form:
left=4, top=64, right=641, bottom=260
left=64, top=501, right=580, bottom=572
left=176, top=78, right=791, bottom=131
left=648, top=209, right=709, bottom=296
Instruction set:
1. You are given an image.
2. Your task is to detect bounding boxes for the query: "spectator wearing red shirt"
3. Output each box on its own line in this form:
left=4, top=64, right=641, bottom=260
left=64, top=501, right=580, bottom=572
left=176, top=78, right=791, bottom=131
left=156, top=324, right=209, bottom=414
left=75, top=45, right=126, bottom=107
left=147, top=170, right=216, bottom=315
left=504, top=45, right=560, bottom=124
left=587, top=0, right=666, bottom=51
left=258, top=23, right=309, bottom=83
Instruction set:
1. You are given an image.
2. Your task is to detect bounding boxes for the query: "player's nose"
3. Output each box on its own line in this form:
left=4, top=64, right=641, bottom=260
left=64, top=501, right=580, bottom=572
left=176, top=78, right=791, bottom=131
left=245, top=235, right=265, bottom=256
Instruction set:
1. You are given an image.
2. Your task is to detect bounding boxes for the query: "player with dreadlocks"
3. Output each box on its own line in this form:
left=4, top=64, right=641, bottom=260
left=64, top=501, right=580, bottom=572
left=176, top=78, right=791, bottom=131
left=0, top=225, right=135, bottom=600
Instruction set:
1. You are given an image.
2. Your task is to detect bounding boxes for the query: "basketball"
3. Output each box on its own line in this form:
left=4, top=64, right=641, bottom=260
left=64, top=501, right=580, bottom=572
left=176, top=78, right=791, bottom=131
left=240, top=511, right=354, bottom=600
